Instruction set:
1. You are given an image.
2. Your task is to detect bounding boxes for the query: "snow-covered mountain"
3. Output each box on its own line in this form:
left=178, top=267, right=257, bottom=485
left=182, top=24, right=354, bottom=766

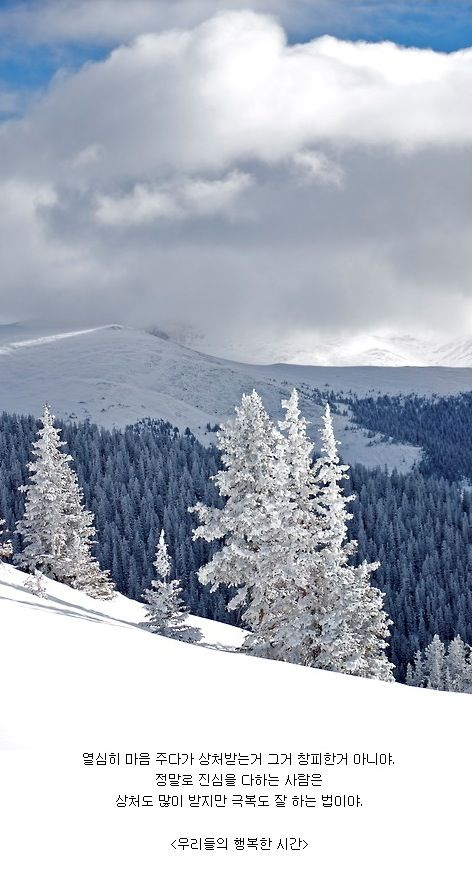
left=162, top=325, right=472, bottom=368
left=2, top=322, right=472, bottom=472
left=0, top=562, right=470, bottom=872
left=0, top=323, right=415, bottom=471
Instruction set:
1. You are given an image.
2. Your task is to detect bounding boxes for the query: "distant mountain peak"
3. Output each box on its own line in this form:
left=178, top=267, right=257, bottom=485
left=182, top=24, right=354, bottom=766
left=158, top=326, right=472, bottom=368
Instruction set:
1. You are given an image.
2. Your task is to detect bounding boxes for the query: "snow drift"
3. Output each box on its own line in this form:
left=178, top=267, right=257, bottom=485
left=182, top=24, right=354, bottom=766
left=0, top=561, right=470, bottom=872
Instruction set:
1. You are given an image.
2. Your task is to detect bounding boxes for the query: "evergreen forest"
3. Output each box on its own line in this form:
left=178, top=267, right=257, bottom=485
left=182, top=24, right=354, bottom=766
left=2, top=396, right=472, bottom=681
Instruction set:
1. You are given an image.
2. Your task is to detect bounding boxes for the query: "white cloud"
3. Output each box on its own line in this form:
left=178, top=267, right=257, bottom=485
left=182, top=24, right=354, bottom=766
left=0, top=180, right=111, bottom=320
left=180, top=171, right=252, bottom=215
left=291, top=149, right=345, bottom=186
left=96, top=185, right=179, bottom=226
left=95, top=171, right=252, bottom=225
left=3, top=10, right=472, bottom=193
left=70, top=143, right=104, bottom=168
left=1, top=10, right=472, bottom=347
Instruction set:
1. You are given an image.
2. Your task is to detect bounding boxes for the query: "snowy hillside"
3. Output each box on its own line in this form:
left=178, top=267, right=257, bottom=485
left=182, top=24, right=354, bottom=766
left=172, top=326, right=472, bottom=368
left=3, top=323, right=472, bottom=472
left=0, top=561, right=471, bottom=872
left=0, top=321, right=462, bottom=472
left=0, top=563, right=245, bottom=708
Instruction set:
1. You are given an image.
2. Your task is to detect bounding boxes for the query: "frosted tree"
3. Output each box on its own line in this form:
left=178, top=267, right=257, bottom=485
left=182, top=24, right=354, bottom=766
left=59, top=467, right=115, bottom=599
left=15, top=405, right=74, bottom=578
left=268, top=389, right=326, bottom=664
left=15, top=405, right=115, bottom=599
left=154, top=529, right=171, bottom=580
left=191, top=392, right=393, bottom=678
left=406, top=650, right=424, bottom=687
left=142, top=530, right=201, bottom=642
left=312, top=405, right=394, bottom=681
left=423, top=635, right=446, bottom=689
left=447, top=635, right=470, bottom=692
left=24, top=570, right=48, bottom=599
left=191, top=390, right=294, bottom=659
left=407, top=634, right=472, bottom=692
left=0, top=519, right=12, bottom=560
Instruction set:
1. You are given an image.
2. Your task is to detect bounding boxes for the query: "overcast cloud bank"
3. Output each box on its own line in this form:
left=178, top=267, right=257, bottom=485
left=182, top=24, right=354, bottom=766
left=1, top=10, right=472, bottom=352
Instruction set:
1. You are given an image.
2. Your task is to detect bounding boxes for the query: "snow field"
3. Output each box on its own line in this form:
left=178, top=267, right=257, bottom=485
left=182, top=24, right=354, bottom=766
left=0, top=563, right=471, bottom=872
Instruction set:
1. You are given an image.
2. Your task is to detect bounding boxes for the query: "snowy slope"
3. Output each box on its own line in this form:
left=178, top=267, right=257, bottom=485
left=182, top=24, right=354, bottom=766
left=173, top=326, right=472, bottom=368
left=3, top=323, right=472, bottom=471
left=0, top=562, right=245, bottom=676
left=0, top=563, right=471, bottom=873
left=0, top=321, right=441, bottom=472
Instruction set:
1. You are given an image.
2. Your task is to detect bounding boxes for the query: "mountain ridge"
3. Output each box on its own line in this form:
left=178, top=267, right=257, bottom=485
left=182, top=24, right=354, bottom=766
left=160, top=326, right=472, bottom=368
left=4, top=322, right=472, bottom=474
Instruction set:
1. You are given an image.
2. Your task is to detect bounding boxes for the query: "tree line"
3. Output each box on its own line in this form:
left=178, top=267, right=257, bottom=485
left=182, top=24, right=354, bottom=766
left=7, top=394, right=394, bottom=681
left=1, top=403, right=472, bottom=681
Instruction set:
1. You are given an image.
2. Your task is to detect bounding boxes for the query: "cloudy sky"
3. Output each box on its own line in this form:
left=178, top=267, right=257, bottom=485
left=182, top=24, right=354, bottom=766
left=1, top=0, right=472, bottom=355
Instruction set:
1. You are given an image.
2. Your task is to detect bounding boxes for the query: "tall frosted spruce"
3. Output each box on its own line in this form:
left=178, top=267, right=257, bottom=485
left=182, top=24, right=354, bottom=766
left=15, top=405, right=115, bottom=599
left=190, top=390, right=295, bottom=659
left=142, top=529, right=201, bottom=642
left=313, top=404, right=394, bottom=680
left=192, top=390, right=394, bottom=681
left=269, top=388, right=326, bottom=663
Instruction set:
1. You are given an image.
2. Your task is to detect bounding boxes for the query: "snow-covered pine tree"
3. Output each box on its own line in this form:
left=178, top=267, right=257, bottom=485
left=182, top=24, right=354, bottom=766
left=410, top=650, right=424, bottom=687
left=423, top=634, right=446, bottom=689
left=445, top=635, right=468, bottom=692
left=406, top=634, right=472, bottom=692
left=190, top=390, right=294, bottom=659
left=268, top=388, right=326, bottom=664
left=154, top=529, right=171, bottom=580
left=59, top=465, right=115, bottom=599
left=15, top=405, right=74, bottom=578
left=15, top=405, right=115, bottom=599
left=142, top=529, right=201, bottom=642
left=24, top=569, right=48, bottom=599
left=0, top=518, right=12, bottom=560
left=313, top=404, right=394, bottom=681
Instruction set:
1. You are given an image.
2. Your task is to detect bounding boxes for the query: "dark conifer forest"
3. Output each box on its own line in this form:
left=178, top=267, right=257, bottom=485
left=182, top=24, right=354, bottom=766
left=349, top=391, right=472, bottom=481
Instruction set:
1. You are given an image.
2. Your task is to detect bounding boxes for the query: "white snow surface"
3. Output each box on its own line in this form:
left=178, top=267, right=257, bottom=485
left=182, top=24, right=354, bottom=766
left=0, top=322, right=462, bottom=471
left=0, top=561, right=471, bottom=872
left=172, top=326, right=472, bottom=368
left=0, top=562, right=245, bottom=694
